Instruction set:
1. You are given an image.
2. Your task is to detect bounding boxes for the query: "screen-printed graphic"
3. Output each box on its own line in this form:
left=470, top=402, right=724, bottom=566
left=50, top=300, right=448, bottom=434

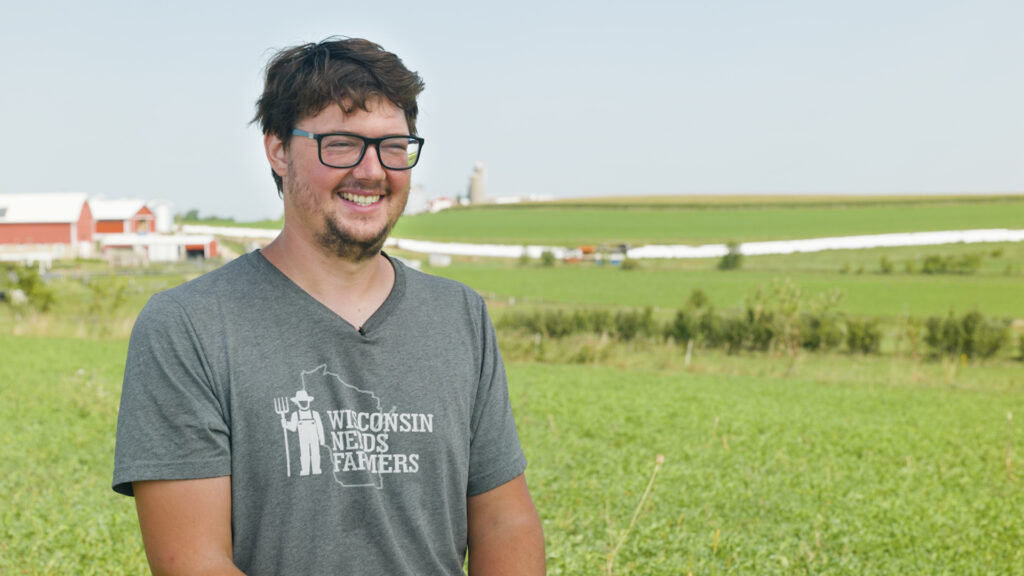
left=274, top=364, right=434, bottom=488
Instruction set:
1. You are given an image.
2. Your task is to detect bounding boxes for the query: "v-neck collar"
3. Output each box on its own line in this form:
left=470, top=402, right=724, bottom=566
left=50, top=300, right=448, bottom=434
left=248, top=250, right=406, bottom=336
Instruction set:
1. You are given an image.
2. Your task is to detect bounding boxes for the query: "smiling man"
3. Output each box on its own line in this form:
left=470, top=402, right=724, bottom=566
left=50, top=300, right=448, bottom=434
left=113, top=38, right=545, bottom=575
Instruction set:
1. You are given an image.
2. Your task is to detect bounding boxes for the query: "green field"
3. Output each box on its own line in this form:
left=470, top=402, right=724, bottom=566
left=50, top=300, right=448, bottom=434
left=409, top=244, right=1024, bottom=319
left=393, top=195, right=1024, bottom=245
left=4, top=195, right=1023, bottom=573
left=3, top=335, right=1022, bottom=574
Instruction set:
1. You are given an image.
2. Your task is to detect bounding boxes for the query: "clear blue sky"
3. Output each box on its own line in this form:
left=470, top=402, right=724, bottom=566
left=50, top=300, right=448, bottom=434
left=2, top=0, right=1021, bottom=221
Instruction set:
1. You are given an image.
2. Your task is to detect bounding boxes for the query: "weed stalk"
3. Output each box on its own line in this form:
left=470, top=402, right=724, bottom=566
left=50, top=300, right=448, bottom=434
left=606, top=453, right=666, bottom=575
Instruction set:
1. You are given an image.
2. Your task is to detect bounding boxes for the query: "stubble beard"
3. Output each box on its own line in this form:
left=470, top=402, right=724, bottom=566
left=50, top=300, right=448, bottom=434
left=285, top=172, right=402, bottom=263
left=316, top=212, right=393, bottom=263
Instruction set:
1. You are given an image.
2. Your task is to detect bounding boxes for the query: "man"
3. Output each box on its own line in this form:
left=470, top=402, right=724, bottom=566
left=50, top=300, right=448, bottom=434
left=113, top=37, right=545, bottom=575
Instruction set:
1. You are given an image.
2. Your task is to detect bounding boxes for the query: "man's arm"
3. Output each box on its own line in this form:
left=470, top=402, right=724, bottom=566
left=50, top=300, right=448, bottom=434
left=133, top=476, right=243, bottom=576
left=467, top=474, right=546, bottom=575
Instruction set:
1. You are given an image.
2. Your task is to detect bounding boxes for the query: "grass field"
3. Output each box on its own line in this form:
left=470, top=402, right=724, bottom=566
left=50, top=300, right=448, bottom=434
left=3, top=334, right=1022, bottom=574
left=514, top=358, right=1024, bottom=574
left=393, top=195, right=1024, bottom=245
left=411, top=244, right=1024, bottom=319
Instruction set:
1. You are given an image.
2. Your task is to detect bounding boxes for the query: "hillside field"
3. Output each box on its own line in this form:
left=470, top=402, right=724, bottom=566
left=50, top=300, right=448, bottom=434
left=392, top=195, right=1024, bottom=245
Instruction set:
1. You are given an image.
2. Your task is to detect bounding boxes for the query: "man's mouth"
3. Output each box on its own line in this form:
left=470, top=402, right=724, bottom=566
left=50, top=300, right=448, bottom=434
left=339, top=192, right=383, bottom=207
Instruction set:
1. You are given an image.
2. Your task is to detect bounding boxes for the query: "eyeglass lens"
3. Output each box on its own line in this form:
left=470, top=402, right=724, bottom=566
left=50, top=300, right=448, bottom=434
left=320, top=135, right=420, bottom=169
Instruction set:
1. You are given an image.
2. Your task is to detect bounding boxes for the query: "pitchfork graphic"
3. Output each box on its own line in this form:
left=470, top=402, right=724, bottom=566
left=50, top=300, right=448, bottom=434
left=274, top=397, right=291, bottom=477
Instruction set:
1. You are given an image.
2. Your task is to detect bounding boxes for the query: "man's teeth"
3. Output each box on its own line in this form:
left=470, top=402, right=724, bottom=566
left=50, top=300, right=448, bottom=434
left=341, top=193, right=382, bottom=207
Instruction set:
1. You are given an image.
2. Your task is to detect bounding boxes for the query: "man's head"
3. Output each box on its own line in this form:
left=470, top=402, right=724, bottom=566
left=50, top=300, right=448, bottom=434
left=253, top=37, right=425, bottom=196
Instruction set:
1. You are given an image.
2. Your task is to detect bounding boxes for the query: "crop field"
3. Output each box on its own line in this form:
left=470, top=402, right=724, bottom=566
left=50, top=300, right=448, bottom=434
left=409, top=242, right=1024, bottom=319
left=3, top=334, right=1022, bottom=574
left=392, top=195, right=1024, bottom=245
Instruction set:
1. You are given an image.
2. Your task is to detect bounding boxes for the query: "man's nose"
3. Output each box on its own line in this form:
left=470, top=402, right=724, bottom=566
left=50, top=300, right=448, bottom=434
left=352, top=143, right=387, bottom=179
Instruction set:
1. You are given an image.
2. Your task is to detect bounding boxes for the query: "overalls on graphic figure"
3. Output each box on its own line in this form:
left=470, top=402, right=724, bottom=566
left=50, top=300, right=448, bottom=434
left=282, top=389, right=325, bottom=476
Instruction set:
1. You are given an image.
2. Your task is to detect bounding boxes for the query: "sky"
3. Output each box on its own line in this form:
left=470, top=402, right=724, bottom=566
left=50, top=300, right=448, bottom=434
left=2, top=0, right=1022, bottom=221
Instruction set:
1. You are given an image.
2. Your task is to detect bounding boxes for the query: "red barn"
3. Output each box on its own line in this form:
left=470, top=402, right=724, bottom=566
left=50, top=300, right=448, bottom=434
left=90, top=198, right=156, bottom=235
left=0, top=192, right=94, bottom=260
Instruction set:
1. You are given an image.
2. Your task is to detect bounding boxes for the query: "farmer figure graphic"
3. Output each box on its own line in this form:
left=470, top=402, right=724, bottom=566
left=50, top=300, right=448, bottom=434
left=280, top=388, right=326, bottom=476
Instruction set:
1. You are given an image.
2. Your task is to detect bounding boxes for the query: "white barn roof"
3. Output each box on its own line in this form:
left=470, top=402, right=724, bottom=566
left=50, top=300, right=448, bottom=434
left=0, top=192, right=89, bottom=224
left=90, top=198, right=147, bottom=220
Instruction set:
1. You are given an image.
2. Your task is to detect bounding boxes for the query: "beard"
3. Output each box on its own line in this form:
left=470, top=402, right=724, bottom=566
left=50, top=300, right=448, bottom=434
left=315, top=212, right=393, bottom=262
left=284, top=169, right=402, bottom=262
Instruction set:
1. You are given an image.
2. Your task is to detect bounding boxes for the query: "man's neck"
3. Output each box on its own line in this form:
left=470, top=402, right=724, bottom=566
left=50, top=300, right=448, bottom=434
left=261, top=229, right=395, bottom=329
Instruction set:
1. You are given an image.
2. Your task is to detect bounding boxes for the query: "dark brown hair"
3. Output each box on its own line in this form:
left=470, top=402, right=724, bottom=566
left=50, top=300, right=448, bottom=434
left=252, top=37, right=425, bottom=194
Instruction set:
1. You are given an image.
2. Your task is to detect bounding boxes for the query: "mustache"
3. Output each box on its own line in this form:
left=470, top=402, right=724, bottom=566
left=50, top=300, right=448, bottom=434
left=334, top=177, right=388, bottom=195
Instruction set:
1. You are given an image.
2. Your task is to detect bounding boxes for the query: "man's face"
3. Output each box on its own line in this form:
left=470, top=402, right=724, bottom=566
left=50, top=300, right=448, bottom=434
left=267, top=97, right=413, bottom=262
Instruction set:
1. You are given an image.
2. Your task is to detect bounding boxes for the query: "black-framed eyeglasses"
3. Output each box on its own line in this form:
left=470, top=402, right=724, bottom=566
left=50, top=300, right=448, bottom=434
left=291, top=129, right=424, bottom=170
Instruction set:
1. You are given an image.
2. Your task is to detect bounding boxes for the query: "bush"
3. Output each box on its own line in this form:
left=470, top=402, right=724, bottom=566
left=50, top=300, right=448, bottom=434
left=845, top=317, right=883, bottom=355
left=697, top=307, right=723, bottom=347
left=920, top=253, right=983, bottom=275
left=799, top=312, right=844, bottom=351
left=879, top=256, right=894, bottom=274
left=685, top=288, right=710, bottom=310
left=717, top=307, right=775, bottom=354
left=717, top=243, right=742, bottom=271
left=1, top=265, right=55, bottom=311
left=924, top=311, right=1011, bottom=360
left=614, top=307, right=656, bottom=341
left=540, top=251, right=556, bottom=267
left=620, top=258, right=640, bottom=271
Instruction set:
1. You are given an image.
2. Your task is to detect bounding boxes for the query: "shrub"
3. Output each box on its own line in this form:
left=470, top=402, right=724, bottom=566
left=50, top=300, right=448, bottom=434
left=845, top=317, right=883, bottom=354
left=665, top=309, right=697, bottom=344
left=799, top=312, right=844, bottom=351
left=717, top=243, right=742, bottom=271
left=540, top=251, right=556, bottom=267
left=697, top=307, right=723, bottom=347
left=924, top=311, right=1011, bottom=360
left=614, top=307, right=656, bottom=341
left=879, top=256, right=894, bottom=274
left=920, top=253, right=983, bottom=275
left=720, top=315, right=749, bottom=354
left=1, top=265, right=56, bottom=312
left=620, top=258, right=640, bottom=271
left=685, top=288, right=710, bottom=310
left=717, top=307, right=775, bottom=354
left=570, top=309, right=613, bottom=335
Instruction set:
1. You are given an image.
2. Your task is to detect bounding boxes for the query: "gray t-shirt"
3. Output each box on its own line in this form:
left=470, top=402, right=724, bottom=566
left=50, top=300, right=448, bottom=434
left=113, top=251, right=526, bottom=575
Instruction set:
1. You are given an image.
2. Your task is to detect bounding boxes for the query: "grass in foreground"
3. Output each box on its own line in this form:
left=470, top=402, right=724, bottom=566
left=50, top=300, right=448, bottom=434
left=513, top=356, right=1024, bottom=574
left=2, top=334, right=1022, bottom=574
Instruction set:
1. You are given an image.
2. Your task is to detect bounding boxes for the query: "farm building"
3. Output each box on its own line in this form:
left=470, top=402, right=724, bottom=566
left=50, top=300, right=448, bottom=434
left=100, top=233, right=218, bottom=266
left=90, top=198, right=156, bottom=235
left=0, top=192, right=95, bottom=264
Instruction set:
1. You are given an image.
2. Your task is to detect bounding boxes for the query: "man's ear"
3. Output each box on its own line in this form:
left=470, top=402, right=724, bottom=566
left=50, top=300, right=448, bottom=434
left=265, top=132, right=288, bottom=180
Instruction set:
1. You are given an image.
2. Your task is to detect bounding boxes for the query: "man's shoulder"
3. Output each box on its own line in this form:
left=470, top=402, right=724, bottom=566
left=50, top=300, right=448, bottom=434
left=395, top=256, right=484, bottom=307
left=146, top=251, right=267, bottom=317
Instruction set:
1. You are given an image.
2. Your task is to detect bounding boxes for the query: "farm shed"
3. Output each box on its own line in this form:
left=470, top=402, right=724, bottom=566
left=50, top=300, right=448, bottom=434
left=100, top=233, right=218, bottom=265
left=90, top=198, right=156, bottom=235
left=0, top=192, right=95, bottom=261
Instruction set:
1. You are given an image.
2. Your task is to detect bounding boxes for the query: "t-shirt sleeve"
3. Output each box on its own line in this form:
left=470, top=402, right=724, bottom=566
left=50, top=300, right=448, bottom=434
left=466, top=299, right=527, bottom=496
left=112, top=293, right=231, bottom=496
